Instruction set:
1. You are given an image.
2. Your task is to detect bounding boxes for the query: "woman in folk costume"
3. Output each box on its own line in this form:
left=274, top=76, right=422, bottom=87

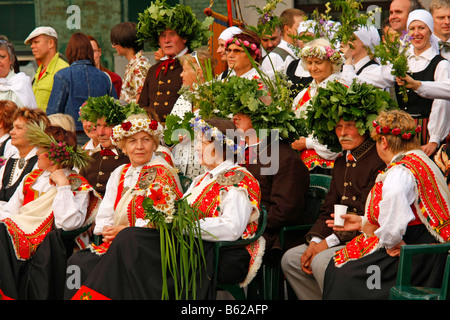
left=71, top=117, right=264, bottom=300
left=0, top=124, right=100, bottom=300
left=291, top=38, right=346, bottom=172
left=323, top=110, right=450, bottom=300
left=225, top=31, right=262, bottom=80
left=66, top=113, right=182, bottom=299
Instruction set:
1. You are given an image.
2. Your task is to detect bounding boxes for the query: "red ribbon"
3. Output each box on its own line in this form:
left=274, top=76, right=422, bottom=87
left=100, top=148, right=116, bottom=156
left=155, top=58, right=175, bottom=78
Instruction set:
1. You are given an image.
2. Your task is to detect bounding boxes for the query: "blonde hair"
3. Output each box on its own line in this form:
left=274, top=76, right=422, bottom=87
left=371, top=110, right=421, bottom=154
left=300, top=38, right=343, bottom=74
left=48, top=113, right=76, bottom=132
left=179, top=48, right=217, bottom=74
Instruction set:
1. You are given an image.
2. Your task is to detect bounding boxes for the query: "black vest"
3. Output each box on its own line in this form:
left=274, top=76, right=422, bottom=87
left=286, top=59, right=313, bottom=98
left=0, top=136, right=11, bottom=157
left=356, top=59, right=379, bottom=75
left=395, top=55, right=445, bottom=118
left=0, top=156, right=38, bottom=202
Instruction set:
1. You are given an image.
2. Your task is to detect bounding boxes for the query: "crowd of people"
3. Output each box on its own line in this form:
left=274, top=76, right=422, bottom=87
left=0, top=0, right=449, bottom=300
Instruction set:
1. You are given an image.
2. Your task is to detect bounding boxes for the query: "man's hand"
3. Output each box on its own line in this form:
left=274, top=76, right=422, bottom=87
left=300, top=240, right=328, bottom=274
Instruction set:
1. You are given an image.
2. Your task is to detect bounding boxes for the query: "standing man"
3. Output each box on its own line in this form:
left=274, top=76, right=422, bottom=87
left=430, top=0, right=450, bottom=60
left=24, top=26, right=69, bottom=111
left=136, top=0, right=212, bottom=123
left=261, top=8, right=305, bottom=74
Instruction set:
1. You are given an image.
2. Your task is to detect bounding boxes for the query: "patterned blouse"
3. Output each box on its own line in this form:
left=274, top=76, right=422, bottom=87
left=120, top=50, right=151, bottom=103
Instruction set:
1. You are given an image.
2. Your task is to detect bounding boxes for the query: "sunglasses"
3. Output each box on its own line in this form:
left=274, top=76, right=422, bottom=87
left=190, top=51, right=201, bottom=69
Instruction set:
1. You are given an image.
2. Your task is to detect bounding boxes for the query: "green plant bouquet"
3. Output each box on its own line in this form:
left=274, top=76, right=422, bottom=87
left=247, top=0, right=285, bottom=38
left=300, top=79, right=398, bottom=152
left=26, top=121, right=92, bottom=169
left=142, top=182, right=207, bottom=300
left=374, top=31, right=413, bottom=102
left=79, top=95, right=145, bottom=126
left=136, top=0, right=213, bottom=50
left=163, top=111, right=196, bottom=146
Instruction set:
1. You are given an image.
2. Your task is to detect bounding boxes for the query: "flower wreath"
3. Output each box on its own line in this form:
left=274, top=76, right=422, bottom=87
left=112, top=118, right=164, bottom=145
left=225, top=37, right=261, bottom=56
left=300, top=44, right=343, bottom=65
left=372, top=121, right=421, bottom=140
left=136, top=0, right=213, bottom=50
left=190, top=116, right=245, bottom=157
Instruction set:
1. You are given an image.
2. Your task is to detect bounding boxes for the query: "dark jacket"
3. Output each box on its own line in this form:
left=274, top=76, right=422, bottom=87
left=306, top=138, right=386, bottom=244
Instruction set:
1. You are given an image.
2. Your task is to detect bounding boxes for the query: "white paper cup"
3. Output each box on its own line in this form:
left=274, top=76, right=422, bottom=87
left=334, top=204, right=348, bottom=227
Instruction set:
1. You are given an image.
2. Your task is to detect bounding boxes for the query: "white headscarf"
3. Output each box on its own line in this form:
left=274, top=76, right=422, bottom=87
left=218, top=26, right=242, bottom=41
left=407, top=9, right=439, bottom=52
left=354, top=25, right=380, bottom=52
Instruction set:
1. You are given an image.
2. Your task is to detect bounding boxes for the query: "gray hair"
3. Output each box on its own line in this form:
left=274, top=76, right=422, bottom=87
left=0, top=39, right=16, bottom=68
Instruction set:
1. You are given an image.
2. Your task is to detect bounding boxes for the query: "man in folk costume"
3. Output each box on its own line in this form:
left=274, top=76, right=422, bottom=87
left=0, top=123, right=101, bottom=300
left=324, top=110, right=450, bottom=300
left=281, top=81, right=396, bottom=300
left=136, top=0, right=213, bottom=124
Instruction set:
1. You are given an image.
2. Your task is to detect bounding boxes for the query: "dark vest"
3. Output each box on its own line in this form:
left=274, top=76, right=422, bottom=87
left=0, top=156, right=38, bottom=201
left=0, top=136, right=11, bottom=157
left=356, top=59, right=379, bottom=75
left=79, top=149, right=129, bottom=197
left=286, top=59, right=313, bottom=98
left=395, top=55, right=445, bottom=118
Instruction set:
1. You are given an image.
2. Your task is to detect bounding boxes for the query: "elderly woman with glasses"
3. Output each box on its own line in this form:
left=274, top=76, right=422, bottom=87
left=0, top=39, right=37, bottom=108
left=225, top=30, right=262, bottom=79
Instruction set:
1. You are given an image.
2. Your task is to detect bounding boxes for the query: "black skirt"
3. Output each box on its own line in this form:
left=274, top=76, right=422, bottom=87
left=323, top=224, right=447, bottom=300
left=71, top=227, right=250, bottom=300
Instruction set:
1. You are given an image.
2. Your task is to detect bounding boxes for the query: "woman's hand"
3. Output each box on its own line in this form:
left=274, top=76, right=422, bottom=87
left=386, top=240, right=406, bottom=257
left=396, top=75, right=421, bottom=91
left=326, top=213, right=362, bottom=232
left=49, top=169, right=70, bottom=187
left=102, top=225, right=126, bottom=243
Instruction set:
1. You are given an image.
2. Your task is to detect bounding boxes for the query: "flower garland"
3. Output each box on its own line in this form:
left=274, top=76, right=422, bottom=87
left=225, top=37, right=261, bottom=56
left=142, top=182, right=207, bottom=300
left=372, top=120, right=421, bottom=140
left=299, top=44, right=343, bottom=65
left=111, top=118, right=164, bottom=145
left=136, top=0, right=213, bottom=50
left=190, top=116, right=245, bottom=157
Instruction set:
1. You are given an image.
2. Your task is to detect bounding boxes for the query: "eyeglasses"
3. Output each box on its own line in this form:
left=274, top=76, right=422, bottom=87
left=227, top=48, right=245, bottom=54
left=190, top=51, right=201, bottom=69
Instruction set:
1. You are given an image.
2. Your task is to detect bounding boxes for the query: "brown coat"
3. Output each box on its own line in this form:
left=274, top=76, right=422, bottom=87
left=138, top=59, right=183, bottom=123
left=306, top=138, right=386, bottom=244
left=246, top=139, right=310, bottom=264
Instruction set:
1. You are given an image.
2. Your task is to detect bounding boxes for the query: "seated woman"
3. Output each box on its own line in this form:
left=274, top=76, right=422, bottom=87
left=291, top=38, right=345, bottom=172
left=0, top=107, right=50, bottom=206
left=323, top=110, right=450, bottom=300
left=0, top=124, right=100, bottom=300
left=66, top=113, right=182, bottom=299
left=71, top=117, right=264, bottom=300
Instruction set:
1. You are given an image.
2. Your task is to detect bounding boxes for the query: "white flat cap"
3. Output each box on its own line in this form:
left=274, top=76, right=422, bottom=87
left=24, top=26, right=58, bottom=45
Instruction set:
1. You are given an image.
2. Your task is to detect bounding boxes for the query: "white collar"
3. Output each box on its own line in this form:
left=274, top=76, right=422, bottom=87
left=160, top=47, right=188, bottom=61
left=12, top=147, right=38, bottom=160
left=408, top=45, right=439, bottom=61
left=354, top=56, right=371, bottom=72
